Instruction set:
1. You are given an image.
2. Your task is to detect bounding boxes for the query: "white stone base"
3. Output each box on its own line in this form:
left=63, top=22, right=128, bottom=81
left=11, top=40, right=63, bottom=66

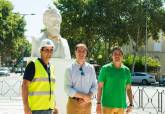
left=50, top=58, right=72, bottom=114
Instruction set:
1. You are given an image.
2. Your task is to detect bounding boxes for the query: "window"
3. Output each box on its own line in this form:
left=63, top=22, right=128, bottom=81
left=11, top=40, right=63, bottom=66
left=134, top=73, right=146, bottom=76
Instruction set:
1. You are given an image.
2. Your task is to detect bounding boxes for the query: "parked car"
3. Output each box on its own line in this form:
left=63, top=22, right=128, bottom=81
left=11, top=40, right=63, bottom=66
left=0, top=67, right=10, bottom=76
left=14, top=67, right=25, bottom=73
left=131, top=72, right=156, bottom=85
left=159, top=77, right=165, bottom=86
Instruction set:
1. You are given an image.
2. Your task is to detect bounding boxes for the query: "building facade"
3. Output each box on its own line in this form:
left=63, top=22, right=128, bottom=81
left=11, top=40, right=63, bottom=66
left=123, top=35, right=165, bottom=76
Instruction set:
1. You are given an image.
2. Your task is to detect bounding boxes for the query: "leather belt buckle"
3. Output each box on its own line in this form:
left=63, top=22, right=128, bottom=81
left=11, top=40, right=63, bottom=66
left=72, top=97, right=81, bottom=101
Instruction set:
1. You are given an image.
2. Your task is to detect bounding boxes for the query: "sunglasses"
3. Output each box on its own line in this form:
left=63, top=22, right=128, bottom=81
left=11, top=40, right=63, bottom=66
left=42, top=49, right=53, bottom=53
left=79, top=67, right=85, bottom=76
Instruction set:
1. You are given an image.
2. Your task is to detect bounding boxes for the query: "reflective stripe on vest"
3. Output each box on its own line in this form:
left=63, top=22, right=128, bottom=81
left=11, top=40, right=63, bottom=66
left=29, top=91, right=54, bottom=96
left=31, top=78, right=56, bottom=82
left=28, top=59, right=55, bottom=111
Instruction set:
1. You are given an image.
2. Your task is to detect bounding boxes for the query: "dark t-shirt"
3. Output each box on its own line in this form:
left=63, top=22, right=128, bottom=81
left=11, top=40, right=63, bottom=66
left=23, top=58, right=50, bottom=81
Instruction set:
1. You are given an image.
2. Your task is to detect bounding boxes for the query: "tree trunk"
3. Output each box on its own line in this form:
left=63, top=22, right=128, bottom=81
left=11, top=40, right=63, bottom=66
left=128, top=25, right=140, bottom=73
left=105, top=37, right=108, bottom=63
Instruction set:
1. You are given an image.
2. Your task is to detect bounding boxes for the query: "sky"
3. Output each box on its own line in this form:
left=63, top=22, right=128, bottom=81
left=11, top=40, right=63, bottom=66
left=9, top=0, right=55, bottom=42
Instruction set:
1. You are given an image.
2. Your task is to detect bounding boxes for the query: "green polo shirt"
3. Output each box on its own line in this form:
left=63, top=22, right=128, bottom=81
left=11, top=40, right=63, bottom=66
left=98, top=62, right=131, bottom=108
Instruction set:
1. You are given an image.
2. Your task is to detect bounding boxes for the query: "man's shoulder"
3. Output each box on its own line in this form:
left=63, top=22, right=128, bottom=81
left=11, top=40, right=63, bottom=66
left=26, top=59, right=39, bottom=68
left=84, top=63, right=95, bottom=70
left=66, top=62, right=74, bottom=70
left=121, top=64, right=130, bottom=71
left=102, top=63, right=112, bottom=69
left=27, top=60, right=35, bottom=65
left=86, top=62, right=93, bottom=67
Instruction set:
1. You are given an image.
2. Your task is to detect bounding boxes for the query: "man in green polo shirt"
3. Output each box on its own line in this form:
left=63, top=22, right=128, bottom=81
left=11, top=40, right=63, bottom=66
left=96, top=47, right=133, bottom=114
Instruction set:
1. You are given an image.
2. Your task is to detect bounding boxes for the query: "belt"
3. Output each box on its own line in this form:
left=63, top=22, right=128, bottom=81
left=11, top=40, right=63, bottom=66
left=70, top=97, right=82, bottom=101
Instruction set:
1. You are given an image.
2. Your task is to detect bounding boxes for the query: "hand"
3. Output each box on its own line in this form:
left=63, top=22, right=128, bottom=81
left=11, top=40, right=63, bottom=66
left=125, top=105, right=133, bottom=114
left=75, top=93, right=92, bottom=106
left=82, top=94, right=92, bottom=103
left=96, top=104, right=102, bottom=114
left=53, top=108, right=58, bottom=114
left=24, top=105, right=32, bottom=114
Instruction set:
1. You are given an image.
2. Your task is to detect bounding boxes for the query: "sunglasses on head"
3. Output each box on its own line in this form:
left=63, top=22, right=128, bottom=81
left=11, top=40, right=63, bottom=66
left=79, top=67, right=85, bottom=76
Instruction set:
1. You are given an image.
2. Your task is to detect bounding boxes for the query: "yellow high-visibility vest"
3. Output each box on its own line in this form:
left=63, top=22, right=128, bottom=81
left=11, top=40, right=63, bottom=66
left=28, top=59, right=55, bottom=110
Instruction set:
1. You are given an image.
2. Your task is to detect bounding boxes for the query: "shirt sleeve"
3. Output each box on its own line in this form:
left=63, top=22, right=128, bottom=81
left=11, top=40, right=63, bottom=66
left=64, top=66, right=77, bottom=97
left=89, top=66, right=97, bottom=94
left=98, top=66, right=106, bottom=83
left=126, top=68, right=132, bottom=85
left=23, top=61, right=35, bottom=81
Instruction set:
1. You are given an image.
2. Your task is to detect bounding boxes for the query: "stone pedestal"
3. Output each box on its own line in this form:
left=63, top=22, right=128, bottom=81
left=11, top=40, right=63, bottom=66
left=50, top=58, right=72, bottom=114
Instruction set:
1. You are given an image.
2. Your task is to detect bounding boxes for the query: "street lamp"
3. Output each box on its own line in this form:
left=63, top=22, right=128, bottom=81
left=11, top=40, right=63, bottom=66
left=19, top=13, right=36, bottom=75
left=144, top=0, right=149, bottom=73
left=21, top=13, right=36, bottom=16
left=14, top=13, right=36, bottom=17
left=145, top=13, right=148, bottom=72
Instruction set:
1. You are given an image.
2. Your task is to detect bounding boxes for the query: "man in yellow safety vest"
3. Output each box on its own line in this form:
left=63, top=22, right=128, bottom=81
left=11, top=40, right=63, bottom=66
left=22, top=39, right=58, bottom=114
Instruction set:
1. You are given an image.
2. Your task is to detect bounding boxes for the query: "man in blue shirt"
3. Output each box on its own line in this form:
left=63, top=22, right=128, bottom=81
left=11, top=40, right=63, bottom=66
left=64, top=43, right=97, bottom=114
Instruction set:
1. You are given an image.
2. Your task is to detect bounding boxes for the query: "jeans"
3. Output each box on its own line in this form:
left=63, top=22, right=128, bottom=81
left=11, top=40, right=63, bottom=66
left=32, top=110, right=52, bottom=114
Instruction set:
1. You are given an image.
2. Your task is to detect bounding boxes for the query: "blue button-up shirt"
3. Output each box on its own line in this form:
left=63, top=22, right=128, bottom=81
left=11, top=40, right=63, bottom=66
left=64, top=61, right=97, bottom=97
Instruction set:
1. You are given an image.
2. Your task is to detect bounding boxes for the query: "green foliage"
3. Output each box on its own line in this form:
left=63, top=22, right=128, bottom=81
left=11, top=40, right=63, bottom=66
left=124, top=54, right=160, bottom=72
left=12, top=38, right=31, bottom=67
left=126, top=0, right=165, bottom=47
left=0, top=0, right=25, bottom=48
left=55, top=0, right=165, bottom=65
left=0, top=0, right=27, bottom=66
left=0, top=0, right=13, bottom=18
left=56, top=0, right=99, bottom=57
left=56, top=0, right=132, bottom=59
left=12, top=38, right=31, bottom=59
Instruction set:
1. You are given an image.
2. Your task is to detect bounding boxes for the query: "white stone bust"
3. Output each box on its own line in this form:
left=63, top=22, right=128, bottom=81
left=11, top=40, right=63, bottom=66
left=31, top=7, right=71, bottom=59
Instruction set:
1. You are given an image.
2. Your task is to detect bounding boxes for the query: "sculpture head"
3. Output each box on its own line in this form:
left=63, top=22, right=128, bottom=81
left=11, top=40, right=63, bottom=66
left=43, top=7, right=62, bottom=37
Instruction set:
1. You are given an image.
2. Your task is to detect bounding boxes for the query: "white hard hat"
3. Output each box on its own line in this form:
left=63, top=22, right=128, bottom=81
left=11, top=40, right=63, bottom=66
left=39, top=39, right=54, bottom=50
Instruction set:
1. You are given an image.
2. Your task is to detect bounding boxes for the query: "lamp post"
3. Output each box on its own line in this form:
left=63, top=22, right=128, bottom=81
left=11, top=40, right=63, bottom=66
left=14, top=13, right=36, bottom=17
left=19, top=13, right=36, bottom=75
left=20, top=47, right=25, bottom=75
left=144, top=0, right=149, bottom=73
left=145, top=14, right=148, bottom=72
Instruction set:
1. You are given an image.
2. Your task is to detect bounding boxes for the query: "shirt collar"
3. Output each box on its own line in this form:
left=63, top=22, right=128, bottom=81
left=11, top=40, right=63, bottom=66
left=74, top=60, right=86, bottom=68
left=38, top=58, right=50, bottom=67
left=111, top=62, right=123, bottom=69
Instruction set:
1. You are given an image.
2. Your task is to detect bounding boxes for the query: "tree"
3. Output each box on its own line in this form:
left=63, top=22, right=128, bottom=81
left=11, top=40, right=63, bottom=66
left=0, top=0, right=26, bottom=66
left=125, top=0, right=165, bottom=72
left=55, top=0, right=99, bottom=57
left=55, top=0, right=142, bottom=62
left=12, top=38, right=31, bottom=60
left=94, top=0, right=133, bottom=62
left=55, top=0, right=165, bottom=66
